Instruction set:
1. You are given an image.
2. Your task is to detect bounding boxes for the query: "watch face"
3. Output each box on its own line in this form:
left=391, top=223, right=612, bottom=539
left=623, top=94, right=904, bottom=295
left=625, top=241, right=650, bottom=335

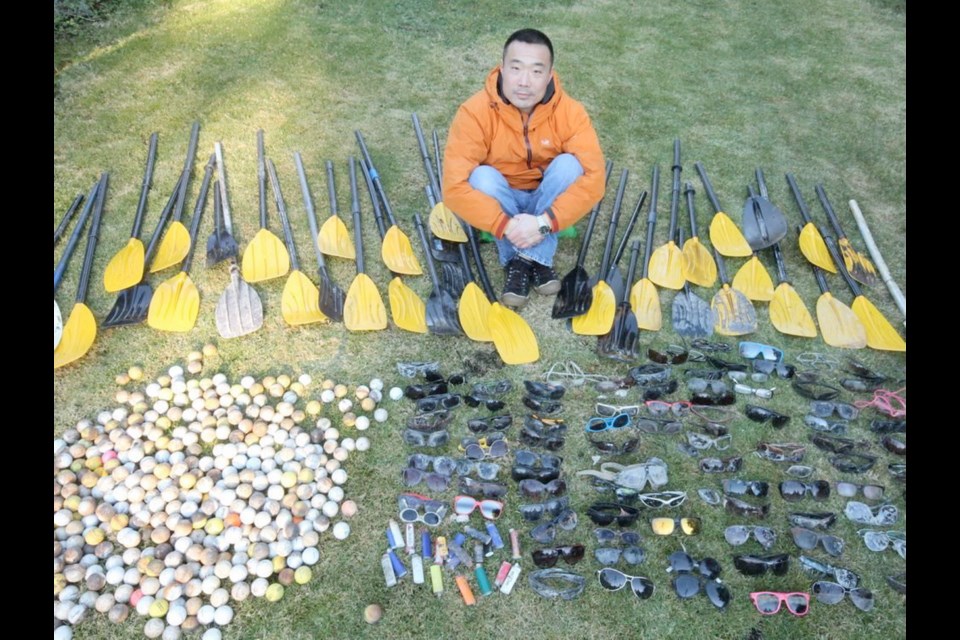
left=539, top=225, right=551, bottom=235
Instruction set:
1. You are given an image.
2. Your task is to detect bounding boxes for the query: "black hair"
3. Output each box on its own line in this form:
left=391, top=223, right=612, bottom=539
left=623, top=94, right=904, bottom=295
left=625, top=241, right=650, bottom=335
left=503, top=29, right=554, bottom=67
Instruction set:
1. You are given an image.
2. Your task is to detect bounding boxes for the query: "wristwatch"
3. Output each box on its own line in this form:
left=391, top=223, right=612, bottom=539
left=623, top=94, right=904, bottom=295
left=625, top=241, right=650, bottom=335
left=536, top=214, right=552, bottom=235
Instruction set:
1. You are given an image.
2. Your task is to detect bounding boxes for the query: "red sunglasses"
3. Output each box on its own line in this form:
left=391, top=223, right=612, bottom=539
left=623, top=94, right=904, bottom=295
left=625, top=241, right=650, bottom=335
left=750, top=591, right=810, bottom=616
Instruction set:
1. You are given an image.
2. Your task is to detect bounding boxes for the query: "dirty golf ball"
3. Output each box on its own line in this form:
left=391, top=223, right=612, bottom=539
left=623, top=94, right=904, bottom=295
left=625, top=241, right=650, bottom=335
left=364, top=604, right=382, bottom=624
left=354, top=416, right=370, bottom=431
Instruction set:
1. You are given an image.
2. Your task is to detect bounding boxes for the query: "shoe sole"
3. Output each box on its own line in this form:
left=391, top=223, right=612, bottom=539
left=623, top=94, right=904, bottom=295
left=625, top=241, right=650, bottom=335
left=533, top=280, right=561, bottom=295
left=500, top=292, right=529, bottom=308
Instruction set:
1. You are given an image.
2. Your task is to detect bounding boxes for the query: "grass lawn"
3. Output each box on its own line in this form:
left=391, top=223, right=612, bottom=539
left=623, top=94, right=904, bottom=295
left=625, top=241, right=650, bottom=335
left=55, top=1, right=906, bottom=638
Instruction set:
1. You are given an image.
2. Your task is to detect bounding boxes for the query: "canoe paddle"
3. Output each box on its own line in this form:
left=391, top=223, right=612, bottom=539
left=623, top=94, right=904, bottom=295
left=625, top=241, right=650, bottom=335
left=241, top=129, right=290, bottom=283
left=343, top=156, right=387, bottom=332
left=696, top=161, right=752, bottom=258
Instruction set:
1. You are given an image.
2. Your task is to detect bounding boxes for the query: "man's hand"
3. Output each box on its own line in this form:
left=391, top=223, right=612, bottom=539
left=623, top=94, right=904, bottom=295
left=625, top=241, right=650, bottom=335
left=504, top=213, right=545, bottom=249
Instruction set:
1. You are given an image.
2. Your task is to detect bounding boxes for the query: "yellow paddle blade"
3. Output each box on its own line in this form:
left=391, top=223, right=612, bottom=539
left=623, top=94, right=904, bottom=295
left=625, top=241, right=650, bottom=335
left=103, top=238, right=145, bottom=292
left=647, top=242, right=685, bottom=290
left=770, top=283, right=817, bottom=338
left=799, top=223, right=837, bottom=273
left=712, top=285, right=758, bottom=336
left=816, top=293, right=867, bottom=349
left=241, top=228, right=290, bottom=283
left=382, top=226, right=423, bottom=275
left=458, top=282, right=492, bottom=341
left=344, top=273, right=387, bottom=331
left=681, top=238, right=717, bottom=287
left=839, top=238, right=879, bottom=284
left=149, top=221, right=190, bottom=273
left=572, top=281, right=616, bottom=335
left=429, top=202, right=468, bottom=243
left=388, top=277, right=427, bottom=334
left=709, top=212, right=753, bottom=257
left=488, top=302, right=539, bottom=365
left=147, top=272, right=200, bottom=332
left=630, top=278, right=662, bottom=331
left=732, top=256, right=775, bottom=301
left=851, top=296, right=905, bottom=352
left=318, top=216, right=356, bottom=260
left=54, top=303, right=97, bottom=369
left=281, top=271, right=328, bottom=326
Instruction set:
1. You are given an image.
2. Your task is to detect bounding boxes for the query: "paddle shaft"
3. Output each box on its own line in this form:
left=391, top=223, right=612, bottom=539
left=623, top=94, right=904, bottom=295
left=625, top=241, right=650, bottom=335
left=848, top=198, right=905, bottom=317
left=771, top=241, right=790, bottom=285
left=668, top=139, right=682, bottom=240
left=432, top=129, right=443, bottom=187
left=355, top=130, right=400, bottom=227
left=640, top=164, right=660, bottom=279
left=712, top=244, right=731, bottom=286
left=55, top=193, right=85, bottom=247
left=815, top=184, right=851, bottom=241
left=694, top=162, right=724, bottom=216
left=599, top=169, right=629, bottom=278
left=360, top=158, right=388, bottom=240
left=214, top=142, right=236, bottom=237
left=267, top=158, right=302, bottom=271
left=575, top=159, right=614, bottom=268
left=76, top=173, right=108, bottom=304
left=466, top=224, right=497, bottom=302
left=625, top=239, right=642, bottom=291
left=173, top=122, right=200, bottom=224
left=756, top=168, right=771, bottom=199
left=609, top=189, right=646, bottom=277
left=325, top=160, right=339, bottom=219
left=412, top=213, right=443, bottom=291
left=130, top=132, right=158, bottom=238
left=684, top=181, right=701, bottom=238
left=348, top=156, right=367, bottom=274
left=55, top=179, right=99, bottom=292
left=180, top=156, right=214, bottom=275
left=294, top=152, right=332, bottom=273
left=144, top=171, right=185, bottom=266
left=257, top=129, right=268, bottom=228
left=412, top=113, right=442, bottom=204
left=822, top=233, right=864, bottom=297
left=785, top=173, right=815, bottom=224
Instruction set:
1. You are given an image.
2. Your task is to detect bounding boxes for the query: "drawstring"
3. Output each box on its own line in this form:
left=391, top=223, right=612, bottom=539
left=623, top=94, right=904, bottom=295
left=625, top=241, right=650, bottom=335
left=854, top=387, right=906, bottom=418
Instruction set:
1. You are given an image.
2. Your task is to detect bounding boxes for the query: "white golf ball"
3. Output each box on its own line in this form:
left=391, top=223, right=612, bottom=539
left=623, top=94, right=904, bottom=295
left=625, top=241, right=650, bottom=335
left=332, top=522, right=350, bottom=540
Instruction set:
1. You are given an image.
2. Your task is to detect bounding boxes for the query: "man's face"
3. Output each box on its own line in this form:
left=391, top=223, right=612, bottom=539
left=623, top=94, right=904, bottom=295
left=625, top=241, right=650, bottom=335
left=501, top=41, right=552, bottom=114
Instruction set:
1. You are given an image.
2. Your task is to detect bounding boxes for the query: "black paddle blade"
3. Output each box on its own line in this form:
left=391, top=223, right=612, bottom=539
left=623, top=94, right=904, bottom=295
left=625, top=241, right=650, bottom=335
left=206, top=230, right=239, bottom=267
left=607, top=267, right=626, bottom=306
left=102, top=284, right=152, bottom=327
left=597, top=302, right=639, bottom=362
left=318, top=271, right=345, bottom=322
left=426, top=289, right=463, bottom=335
left=552, top=266, right=593, bottom=318
left=671, top=289, right=715, bottom=338
left=439, top=261, right=467, bottom=298
left=431, top=236, right=461, bottom=263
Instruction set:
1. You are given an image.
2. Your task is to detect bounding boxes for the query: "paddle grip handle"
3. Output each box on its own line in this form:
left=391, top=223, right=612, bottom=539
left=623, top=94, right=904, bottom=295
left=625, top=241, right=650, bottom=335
left=55, top=179, right=98, bottom=292
left=821, top=232, right=863, bottom=297
left=683, top=181, right=699, bottom=239
left=144, top=171, right=184, bottom=267
left=610, top=189, right=646, bottom=275
left=77, top=173, right=108, bottom=304
left=798, top=224, right=830, bottom=295
left=131, top=132, right=159, bottom=238
left=267, top=157, right=301, bottom=271
left=667, top=140, right=682, bottom=241
left=785, top=173, right=813, bottom=224
left=360, top=157, right=388, bottom=241
left=412, top=213, right=441, bottom=287
left=173, top=122, right=201, bottom=224
left=641, top=164, right=660, bottom=278
left=694, top=162, right=724, bottom=215
left=355, top=130, right=399, bottom=226
left=574, top=159, right=613, bottom=268
left=257, top=129, right=268, bottom=228
left=294, top=152, right=328, bottom=270
left=815, top=184, right=847, bottom=239
left=181, top=155, right=214, bottom=275
left=54, top=193, right=85, bottom=247
left=412, top=113, right=442, bottom=203
left=348, top=156, right=366, bottom=274
left=599, top=169, right=629, bottom=278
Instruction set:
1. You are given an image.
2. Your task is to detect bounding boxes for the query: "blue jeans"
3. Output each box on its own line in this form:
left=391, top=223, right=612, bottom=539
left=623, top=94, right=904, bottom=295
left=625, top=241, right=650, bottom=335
left=468, top=153, right=583, bottom=267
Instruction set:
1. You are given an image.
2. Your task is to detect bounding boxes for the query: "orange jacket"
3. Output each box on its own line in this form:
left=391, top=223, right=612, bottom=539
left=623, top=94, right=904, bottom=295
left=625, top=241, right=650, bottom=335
left=442, top=66, right=605, bottom=239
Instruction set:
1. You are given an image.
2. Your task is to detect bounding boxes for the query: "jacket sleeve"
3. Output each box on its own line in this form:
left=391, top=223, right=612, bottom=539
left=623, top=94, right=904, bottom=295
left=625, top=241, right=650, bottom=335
left=543, top=102, right=605, bottom=232
left=441, top=104, right=513, bottom=238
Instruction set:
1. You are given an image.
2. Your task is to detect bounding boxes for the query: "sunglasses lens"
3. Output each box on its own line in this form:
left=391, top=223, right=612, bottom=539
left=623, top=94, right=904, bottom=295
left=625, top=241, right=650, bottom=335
left=422, top=511, right=441, bottom=526
left=651, top=518, right=675, bottom=535
left=561, top=545, right=585, bottom=564
left=519, top=504, right=545, bottom=522
left=734, top=556, right=766, bottom=576
left=681, top=518, right=701, bottom=535
left=532, top=549, right=559, bottom=568
left=811, top=481, right=831, bottom=500
left=813, top=581, right=845, bottom=604
left=810, top=401, right=835, bottom=417
left=863, top=484, right=885, bottom=500
left=622, top=546, right=646, bottom=565
left=399, top=507, right=419, bottom=523
left=791, top=527, right=818, bottom=550
left=465, top=444, right=485, bottom=460
left=725, top=526, right=749, bottom=546
left=755, top=528, right=776, bottom=549
left=594, top=547, right=621, bottom=565
left=786, top=594, right=809, bottom=615
left=850, top=588, right=875, bottom=612
left=836, top=403, right=859, bottom=420
left=531, top=523, right=555, bottom=544
left=823, top=536, right=844, bottom=556
left=668, top=551, right=694, bottom=572
left=454, top=496, right=476, bottom=515
left=699, top=557, right=721, bottom=579
left=480, top=500, right=502, bottom=520
left=476, top=463, right=500, bottom=480
left=674, top=573, right=700, bottom=598
left=598, top=568, right=627, bottom=591
left=705, top=580, right=731, bottom=609
left=779, top=481, right=805, bottom=501
left=631, top=576, right=655, bottom=599
left=754, top=592, right=781, bottom=614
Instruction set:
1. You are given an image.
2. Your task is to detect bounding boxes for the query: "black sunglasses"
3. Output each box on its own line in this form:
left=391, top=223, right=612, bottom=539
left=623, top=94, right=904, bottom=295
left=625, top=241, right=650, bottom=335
left=733, top=553, right=790, bottom=576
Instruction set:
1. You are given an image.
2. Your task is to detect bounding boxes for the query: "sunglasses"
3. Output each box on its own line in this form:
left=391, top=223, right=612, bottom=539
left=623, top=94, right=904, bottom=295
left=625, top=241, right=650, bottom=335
left=810, top=400, right=859, bottom=420
left=754, top=442, right=806, bottom=463
left=514, top=449, right=562, bottom=469
left=635, top=490, right=687, bottom=509
left=635, top=417, right=684, bottom=435
left=640, top=380, right=680, bottom=400
left=647, top=344, right=690, bottom=364
left=844, top=501, right=899, bottom=526
left=733, top=553, right=790, bottom=576
left=697, top=488, right=722, bottom=506
left=524, top=380, right=566, bottom=400
left=752, top=359, right=796, bottom=378
left=750, top=592, right=810, bottom=616
left=406, top=409, right=453, bottom=431
left=530, top=508, right=579, bottom=543
left=470, top=379, right=512, bottom=396
left=804, top=415, right=848, bottom=434
left=725, top=525, right=776, bottom=550
left=732, top=383, right=775, bottom=399
left=404, top=381, right=449, bottom=399
left=686, top=432, right=732, bottom=451
left=727, top=370, right=773, bottom=384
left=590, top=481, right=646, bottom=505
left=396, top=361, right=441, bottom=378
left=595, top=402, right=641, bottom=417
left=531, top=544, right=585, bottom=568
left=672, top=575, right=730, bottom=608
left=667, top=551, right=721, bottom=578
left=645, top=400, right=692, bottom=417
left=650, top=517, right=701, bottom=536
left=416, top=393, right=461, bottom=412
left=689, top=404, right=738, bottom=424
left=587, top=502, right=642, bottom=527
left=870, top=418, right=906, bottom=434
left=888, top=462, right=906, bottom=481
left=406, top=454, right=457, bottom=475
left=594, top=546, right=647, bottom=565
left=519, top=478, right=567, bottom=499
left=453, top=495, right=503, bottom=520
left=519, top=425, right=566, bottom=451
left=463, top=395, right=507, bottom=411
left=401, top=467, right=451, bottom=492
left=452, top=459, right=500, bottom=480
left=722, top=479, right=768, bottom=497
left=398, top=494, right=447, bottom=526
left=786, top=465, right=815, bottom=478
left=790, top=527, right=844, bottom=557
left=792, top=377, right=842, bottom=401
left=402, top=428, right=450, bottom=448
left=779, top=480, right=831, bottom=502
left=723, top=494, right=770, bottom=519
left=457, top=476, right=508, bottom=499
left=837, top=481, right=884, bottom=501
left=597, top=568, right=655, bottom=599
left=799, top=555, right=861, bottom=590
left=518, top=496, right=570, bottom=522
left=629, top=363, right=673, bottom=385
left=812, top=581, right=875, bottom=612
left=700, top=422, right=730, bottom=438
left=796, top=351, right=841, bottom=369
left=699, top=456, right=743, bottom=474
left=593, top=528, right=643, bottom=545
left=882, top=435, right=906, bottom=456
left=858, top=529, right=906, bottom=559
left=690, top=391, right=737, bottom=406
left=585, top=412, right=633, bottom=433
left=686, top=378, right=730, bottom=395
left=739, top=341, right=784, bottom=362
left=522, top=395, right=562, bottom=415
left=745, top=404, right=790, bottom=427
left=512, top=465, right=561, bottom=483
left=788, top=511, right=837, bottom=530
left=588, top=435, right=641, bottom=455
left=459, top=436, right=509, bottom=460
left=831, top=453, right=879, bottom=474
left=466, top=415, right=513, bottom=433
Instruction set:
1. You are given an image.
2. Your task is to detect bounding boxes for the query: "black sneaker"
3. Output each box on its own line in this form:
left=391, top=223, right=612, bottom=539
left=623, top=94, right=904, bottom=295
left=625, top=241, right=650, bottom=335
left=501, top=257, right=532, bottom=308
left=529, top=261, right=560, bottom=295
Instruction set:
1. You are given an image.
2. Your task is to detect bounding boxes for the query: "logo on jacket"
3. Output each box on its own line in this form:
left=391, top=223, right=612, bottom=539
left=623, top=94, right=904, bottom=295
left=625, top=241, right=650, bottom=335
left=541, top=138, right=553, bottom=148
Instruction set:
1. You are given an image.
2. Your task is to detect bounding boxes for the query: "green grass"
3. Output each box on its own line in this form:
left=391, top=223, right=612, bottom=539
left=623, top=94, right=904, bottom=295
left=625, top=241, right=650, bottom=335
left=55, top=1, right=905, bottom=639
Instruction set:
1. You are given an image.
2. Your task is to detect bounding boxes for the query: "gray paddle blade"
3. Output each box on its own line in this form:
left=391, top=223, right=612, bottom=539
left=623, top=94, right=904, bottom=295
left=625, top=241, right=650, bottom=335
left=318, top=271, right=345, bottom=322
left=439, top=261, right=467, bottom=298
left=425, top=290, right=463, bottom=336
left=431, top=237, right=461, bottom=263
left=216, top=266, right=264, bottom=338
left=711, top=285, right=758, bottom=335
left=552, top=267, right=592, bottom=318
left=672, top=289, right=716, bottom=338
left=54, top=300, right=63, bottom=349
left=742, top=196, right=788, bottom=250
left=102, top=283, right=152, bottom=327
left=206, top=230, right=239, bottom=267
left=597, top=304, right=639, bottom=362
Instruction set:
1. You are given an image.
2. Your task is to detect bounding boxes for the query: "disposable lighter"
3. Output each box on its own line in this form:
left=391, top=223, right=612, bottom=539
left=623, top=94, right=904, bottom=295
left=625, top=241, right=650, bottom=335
left=475, top=566, right=492, bottom=596
left=455, top=575, right=476, bottom=605
left=509, top=528, right=521, bottom=560
left=430, top=564, right=444, bottom=596
left=381, top=552, right=397, bottom=588
left=494, top=561, right=512, bottom=588
left=388, top=549, right=407, bottom=579
left=411, top=553, right=425, bottom=584
left=486, top=522, right=505, bottom=550
left=405, top=523, right=415, bottom=555
left=500, top=563, right=522, bottom=595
